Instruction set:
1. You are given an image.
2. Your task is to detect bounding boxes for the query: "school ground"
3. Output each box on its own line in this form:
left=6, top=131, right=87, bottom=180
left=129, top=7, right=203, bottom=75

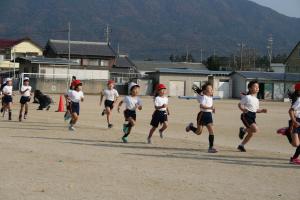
left=0, top=95, right=299, bottom=200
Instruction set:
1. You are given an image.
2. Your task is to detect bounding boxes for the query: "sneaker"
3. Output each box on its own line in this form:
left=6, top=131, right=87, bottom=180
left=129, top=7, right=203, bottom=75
left=159, top=130, right=164, bottom=139
left=46, top=106, right=50, bottom=111
left=122, top=136, right=128, bottom=143
left=24, top=114, right=27, bottom=120
left=69, top=125, right=76, bottom=131
left=239, top=127, right=246, bottom=140
left=101, top=110, right=105, bottom=116
left=208, top=147, right=218, bottom=153
left=290, top=157, right=300, bottom=165
left=147, top=138, right=152, bottom=144
left=0, top=108, right=3, bottom=113
left=186, top=123, right=193, bottom=132
left=108, top=124, right=113, bottom=129
left=123, top=124, right=129, bottom=134
left=237, top=145, right=246, bottom=152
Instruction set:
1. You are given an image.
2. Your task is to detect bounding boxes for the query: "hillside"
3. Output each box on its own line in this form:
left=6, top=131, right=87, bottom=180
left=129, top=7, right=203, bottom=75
left=0, top=0, right=299, bottom=60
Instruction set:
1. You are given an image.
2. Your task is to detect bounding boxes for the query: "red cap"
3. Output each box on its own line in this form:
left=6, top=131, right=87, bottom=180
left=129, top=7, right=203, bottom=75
left=156, top=84, right=167, bottom=91
left=295, top=83, right=300, bottom=91
left=71, top=80, right=82, bottom=87
left=107, top=80, right=115, bottom=85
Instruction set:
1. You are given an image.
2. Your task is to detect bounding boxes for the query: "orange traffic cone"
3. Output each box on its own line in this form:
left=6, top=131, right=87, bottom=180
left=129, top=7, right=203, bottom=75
left=56, top=95, right=65, bottom=112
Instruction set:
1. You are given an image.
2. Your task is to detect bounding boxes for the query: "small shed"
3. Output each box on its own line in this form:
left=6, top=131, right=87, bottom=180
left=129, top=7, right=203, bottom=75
left=147, top=68, right=231, bottom=98
left=231, top=71, right=300, bottom=100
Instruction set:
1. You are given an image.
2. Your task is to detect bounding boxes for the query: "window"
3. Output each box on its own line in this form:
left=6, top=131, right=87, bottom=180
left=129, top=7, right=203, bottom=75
left=82, top=59, right=100, bottom=66
left=100, top=60, right=109, bottom=67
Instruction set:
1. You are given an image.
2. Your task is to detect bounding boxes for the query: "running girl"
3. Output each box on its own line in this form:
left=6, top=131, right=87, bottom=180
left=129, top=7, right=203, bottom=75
left=68, top=80, right=84, bottom=131
left=117, top=82, right=142, bottom=143
left=100, top=80, right=119, bottom=128
left=64, top=81, right=76, bottom=121
left=238, top=80, right=267, bottom=152
left=2, top=78, right=13, bottom=120
left=186, top=83, right=218, bottom=153
left=147, top=84, right=169, bottom=144
left=287, top=83, right=300, bottom=165
left=19, top=77, right=32, bottom=122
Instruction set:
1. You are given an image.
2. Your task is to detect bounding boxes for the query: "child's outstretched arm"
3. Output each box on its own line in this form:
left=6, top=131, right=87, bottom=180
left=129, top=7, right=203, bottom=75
left=257, top=108, right=267, bottom=113
left=238, top=103, right=247, bottom=113
left=117, top=100, right=123, bottom=113
left=99, top=91, right=104, bottom=106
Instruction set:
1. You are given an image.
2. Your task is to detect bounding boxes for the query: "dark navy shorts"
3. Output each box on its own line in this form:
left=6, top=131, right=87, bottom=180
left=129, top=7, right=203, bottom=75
left=71, top=102, right=80, bottom=115
left=104, top=100, right=114, bottom=110
left=150, top=110, right=168, bottom=128
left=3, top=95, right=12, bottom=104
left=289, top=118, right=300, bottom=134
left=241, top=112, right=256, bottom=128
left=20, top=96, right=31, bottom=104
left=124, top=109, right=136, bottom=121
left=197, top=111, right=213, bottom=126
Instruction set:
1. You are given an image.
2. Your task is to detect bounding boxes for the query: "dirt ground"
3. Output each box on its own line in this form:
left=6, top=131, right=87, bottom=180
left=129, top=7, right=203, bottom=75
left=0, top=95, right=299, bottom=200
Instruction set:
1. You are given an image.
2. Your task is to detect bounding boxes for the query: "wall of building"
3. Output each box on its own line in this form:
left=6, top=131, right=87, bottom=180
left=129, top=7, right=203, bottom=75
left=12, top=41, right=43, bottom=56
left=231, top=73, right=247, bottom=98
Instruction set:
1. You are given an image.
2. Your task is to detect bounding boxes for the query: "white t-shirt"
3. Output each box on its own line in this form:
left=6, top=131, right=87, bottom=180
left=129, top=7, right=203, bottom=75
left=198, top=95, right=213, bottom=112
left=2, top=85, right=13, bottom=95
left=20, top=85, right=32, bottom=97
left=69, top=90, right=84, bottom=103
left=240, top=95, right=259, bottom=113
left=292, top=97, right=300, bottom=118
left=154, top=96, right=168, bottom=111
left=123, top=96, right=142, bottom=111
left=103, top=89, right=119, bottom=101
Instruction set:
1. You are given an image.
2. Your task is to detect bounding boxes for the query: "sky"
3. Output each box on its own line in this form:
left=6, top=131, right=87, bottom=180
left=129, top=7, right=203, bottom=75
left=249, top=0, right=300, bottom=18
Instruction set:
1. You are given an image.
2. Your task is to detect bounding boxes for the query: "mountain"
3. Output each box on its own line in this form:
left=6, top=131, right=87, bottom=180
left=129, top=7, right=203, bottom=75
left=0, top=0, right=299, bottom=60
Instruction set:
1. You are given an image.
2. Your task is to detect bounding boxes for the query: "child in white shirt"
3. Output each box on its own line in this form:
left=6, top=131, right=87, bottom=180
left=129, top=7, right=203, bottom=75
left=68, top=80, right=84, bottom=131
left=19, top=77, right=32, bottom=121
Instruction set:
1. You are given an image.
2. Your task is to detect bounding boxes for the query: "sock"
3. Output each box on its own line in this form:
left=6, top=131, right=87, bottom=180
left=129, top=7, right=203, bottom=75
left=190, top=126, right=197, bottom=133
left=8, top=110, right=12, bottom=120
left=209, top=135, right=214, bottom=148
left=292, top=145, right=300, bottom=159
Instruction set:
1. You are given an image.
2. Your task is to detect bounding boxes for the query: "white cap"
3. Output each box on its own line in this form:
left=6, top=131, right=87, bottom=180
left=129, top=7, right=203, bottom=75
left=6, top=78, right=12, bottom=82
left=24, top=77, right=30, bottom=81
left=128, top=82, right=140, bottom=91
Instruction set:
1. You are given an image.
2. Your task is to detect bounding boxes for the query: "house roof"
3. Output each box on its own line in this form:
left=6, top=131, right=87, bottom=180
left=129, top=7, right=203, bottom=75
left=134, top=60, right=208, bottom=72
left=147, top=68, right=231, bottom=76
left=286, top=41, right=300, bottom=63
left=114, top=55, right=136, bottom=68
left=0, top=37, right=41, bottom=50
left=233, top=71, right=300, bottom=82
left=16, top=56, right=78, bottom=65
left=46, top=39, right=116, bottom=57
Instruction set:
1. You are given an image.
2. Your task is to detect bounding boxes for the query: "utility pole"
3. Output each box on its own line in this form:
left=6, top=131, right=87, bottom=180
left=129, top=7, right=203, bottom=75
left=200, top=48, right=203, bottom=63
left=186, top=46, right=189, bottom=62
left=105, top=24, right=112, bottom=44
left=238, top=43, right=245, bottom=70
left=67, top=22, right=71, bottom=84
left=267, top=34, right=273, bottom=71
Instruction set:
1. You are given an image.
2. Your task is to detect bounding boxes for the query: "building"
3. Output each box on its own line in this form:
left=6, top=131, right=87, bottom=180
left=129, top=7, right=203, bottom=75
left=231, top=71, right=300, bottom=100
left=44, top=39, right=117, bottom=69
left=147, top=68, right=231, bottom=98
left=16, top=56, right=108, bottom=94
left=134, top=60, right=208, bottom=75
left=0, top=37, right=43, bottom=71
left=271, top=63, right=286, bottom=73
left=286, top=41, right=300, bottom=73
left=110, top=55, right=140, bottom=83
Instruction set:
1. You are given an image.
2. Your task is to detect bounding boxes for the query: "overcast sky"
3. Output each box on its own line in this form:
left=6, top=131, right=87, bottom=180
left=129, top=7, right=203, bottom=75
left=249, top=0, right=300, bottom=18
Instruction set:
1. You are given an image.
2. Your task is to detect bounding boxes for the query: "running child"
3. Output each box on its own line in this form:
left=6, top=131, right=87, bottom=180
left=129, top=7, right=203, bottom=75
left=117, top=82, right=142, bottom=143
left=147, top=84, right=169, bottom=144
left=238, top=80, right=267, bottom=152
left=186, top=83, right=218, bottom=153
left=68, top=80, right=84, bottom=131
left=1, top=78, right=13, bottom=120
left=64, top=80, right=76, bottom=121
left=100, top=80, right=119, bottom=128
left=19, top=77, right=32, bottom=122
left=287, top=83, right=300, bottom=165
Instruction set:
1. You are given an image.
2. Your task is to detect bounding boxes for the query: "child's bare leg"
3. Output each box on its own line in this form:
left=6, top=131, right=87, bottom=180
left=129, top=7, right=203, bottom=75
left=106, top=107, right=112, bottom=125
left=241, top=124, right=258, bottom=145
left=148, top=127, right=157, bottom=139
left=124, top=117, right=135, bottom=137
left=159, top=122, right=168, bottom=133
